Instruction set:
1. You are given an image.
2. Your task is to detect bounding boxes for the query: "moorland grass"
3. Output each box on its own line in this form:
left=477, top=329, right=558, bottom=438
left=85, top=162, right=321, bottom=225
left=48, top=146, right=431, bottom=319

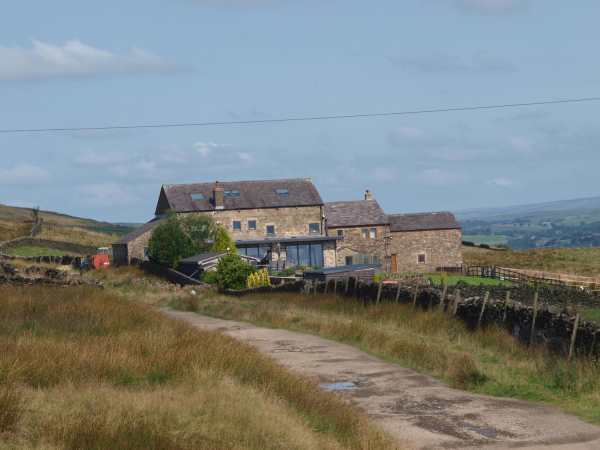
left=0, top=220, right=29, bottom=243
left=4, top=246, right=83, bottom=258
left=0, top=285, right=398, bottom=449
left=38, top=225, right=117, bottom=248
left=464, top=246, right=600, bottom=277
left=177, top=291, right=600, bottom=424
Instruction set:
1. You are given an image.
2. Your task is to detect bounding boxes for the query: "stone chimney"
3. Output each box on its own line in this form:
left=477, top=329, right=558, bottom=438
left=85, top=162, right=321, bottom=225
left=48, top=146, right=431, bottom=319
left=365, top=189, right=372, bottom=201
left=214, top=181, right=224, bottom=209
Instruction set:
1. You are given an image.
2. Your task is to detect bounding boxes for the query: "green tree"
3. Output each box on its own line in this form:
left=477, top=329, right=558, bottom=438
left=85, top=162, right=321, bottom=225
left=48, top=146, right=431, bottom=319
left=216, top=253, right=256, bottom=290
left=147, top=210, right=218, bottom=268
left=211, top=227, right=238, bottom=253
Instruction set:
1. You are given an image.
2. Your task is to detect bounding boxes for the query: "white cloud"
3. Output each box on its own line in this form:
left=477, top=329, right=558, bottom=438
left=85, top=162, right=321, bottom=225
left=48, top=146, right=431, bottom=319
left=74, top=149, right=133, bottom=166
left=488, top=178, right=518, bottom=186
left=0, top=39, right=183, bottom=82
left=390, top=126, right=430, bottom=145
left=506, top=136, right=535, bottom=153
left=0, top=164, right=53, bottom=185
left=412, top=169, right=467, bottom=187
left=193, top=141, right=238, bottom=157
left=81, top=183, right=136, bottom=207
left=450, top=0, right=529, bottom=14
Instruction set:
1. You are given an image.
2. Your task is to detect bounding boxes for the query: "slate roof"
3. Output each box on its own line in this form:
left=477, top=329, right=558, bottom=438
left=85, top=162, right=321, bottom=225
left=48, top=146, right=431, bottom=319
left=112, top=218, right=162, bottom=245
left=233, top=235, right=342, bottom=246
left=324, top=200, right=389, bottom=228
left=156, top=178, right=323, bottom=214
left=387, top=212, right=461, bottom=232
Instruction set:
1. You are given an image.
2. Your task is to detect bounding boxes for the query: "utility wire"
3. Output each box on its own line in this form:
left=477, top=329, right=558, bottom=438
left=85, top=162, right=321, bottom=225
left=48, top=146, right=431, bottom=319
left=1, top=96, right=599, bottom=134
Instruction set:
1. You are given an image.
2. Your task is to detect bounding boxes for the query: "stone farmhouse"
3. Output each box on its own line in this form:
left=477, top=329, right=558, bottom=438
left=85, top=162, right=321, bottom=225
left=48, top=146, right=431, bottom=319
left=112, top=178, right=462, bottom=273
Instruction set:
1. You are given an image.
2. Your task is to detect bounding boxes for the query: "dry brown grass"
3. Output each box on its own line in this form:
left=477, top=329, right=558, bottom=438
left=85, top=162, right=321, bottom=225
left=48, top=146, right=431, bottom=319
left=463, top=246, right=600, bottom=277
left=0, top=285, right=399, bottom=449
left=0, top=220, right=30, bottom=243
left=38, top=225, right=117, bottom=247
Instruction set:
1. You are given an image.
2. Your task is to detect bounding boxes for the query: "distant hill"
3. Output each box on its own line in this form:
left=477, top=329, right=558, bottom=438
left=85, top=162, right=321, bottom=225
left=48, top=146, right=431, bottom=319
left=0, top=204, right=138, bottom=236
left=455, top=196, right=600, bottom=220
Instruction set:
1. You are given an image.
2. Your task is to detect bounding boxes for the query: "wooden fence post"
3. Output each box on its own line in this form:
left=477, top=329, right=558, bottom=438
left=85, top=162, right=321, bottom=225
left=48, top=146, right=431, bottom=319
left=569, top=313, right=581, bottom=359
left=324, top=279, right=329, bottom=294
left=376, top=280, right=383, bottom=307
left=502, top=291, right=511, bottom=325
left=395, top=282, right=401, bottom=304
left=478, top=291, right=490, bottom=329
left=452, top=289, right=461, bottom=316
left=440, top=284, right=448, bottom=311
left=530, top=291, right=539, bottom=346
left=412, top=282, right=420, bottom=308
left=333, top=278, right=338, bottom=295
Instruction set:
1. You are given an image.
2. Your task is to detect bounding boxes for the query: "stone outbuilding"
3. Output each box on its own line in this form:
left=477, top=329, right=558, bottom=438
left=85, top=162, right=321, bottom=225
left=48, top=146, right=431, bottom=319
left=387, top=212, right=462, bottom=273
left=112, top=218, right=162, bottom=266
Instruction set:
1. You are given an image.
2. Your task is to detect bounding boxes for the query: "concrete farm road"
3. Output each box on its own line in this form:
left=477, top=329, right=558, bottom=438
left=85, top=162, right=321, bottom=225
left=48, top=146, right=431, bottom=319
left=159, top=309, right=600, bottom=450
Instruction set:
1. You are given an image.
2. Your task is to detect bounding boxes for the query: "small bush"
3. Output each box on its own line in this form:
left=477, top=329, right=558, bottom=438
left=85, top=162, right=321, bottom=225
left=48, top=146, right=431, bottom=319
left=216, top=254, right=257, bottom=290
left=247, top=268, right=271, bottom=289
left=374, top=274, right=381, bottom=283
left=282, top=267, right=297, bottom=277
left=200, top=270, right=218, bottom=285
left=300, top=266, right=307, bottom=272
left=441, top=272, right=447, bottom=285
left=456, top=279, right=468, bottom=286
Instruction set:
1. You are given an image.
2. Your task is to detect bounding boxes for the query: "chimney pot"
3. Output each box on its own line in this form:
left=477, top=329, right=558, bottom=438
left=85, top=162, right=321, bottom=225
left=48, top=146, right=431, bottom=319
left=365, top=189, right=372, bottom=201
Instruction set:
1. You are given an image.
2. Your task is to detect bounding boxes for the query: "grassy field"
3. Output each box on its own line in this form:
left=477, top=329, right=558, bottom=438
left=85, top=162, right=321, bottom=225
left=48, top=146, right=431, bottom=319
left=167, top=290, right=600, bottom=425
left=4, top=246, right=83, bottom=257
left=0, top=220, right=30, bottom=243
left=582, top=309, right=600, bottom=321
left=463, top=246, right=600, bottom=277
left=462, top=235, right=508, bottom=245
left=38, top=225, right=119, bottom=247
left=0, top=284, right=397, bottom=449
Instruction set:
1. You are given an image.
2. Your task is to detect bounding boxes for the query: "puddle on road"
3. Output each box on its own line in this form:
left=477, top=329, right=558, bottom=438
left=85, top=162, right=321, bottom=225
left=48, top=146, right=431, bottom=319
left=319, top=382, right=357, bottom=390
left=457, top=422, right=497, bottom=438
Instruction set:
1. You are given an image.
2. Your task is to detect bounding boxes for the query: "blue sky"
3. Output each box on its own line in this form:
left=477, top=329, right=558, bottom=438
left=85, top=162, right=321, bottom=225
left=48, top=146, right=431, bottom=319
left=1, top=0, right=599, bottom=223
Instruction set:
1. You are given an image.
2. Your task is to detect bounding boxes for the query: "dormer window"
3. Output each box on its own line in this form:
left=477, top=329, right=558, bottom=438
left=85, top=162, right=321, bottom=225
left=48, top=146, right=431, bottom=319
left=276, top=189, right=290, bottom=195
left=224, top=190, right=241, bottom=197
left=190, top=193, right=205, bottom=200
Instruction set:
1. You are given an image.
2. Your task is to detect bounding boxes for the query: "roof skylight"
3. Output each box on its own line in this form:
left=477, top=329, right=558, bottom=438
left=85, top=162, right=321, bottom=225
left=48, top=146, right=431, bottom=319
left=224, top=190, right=241, bottom=197
left=190, top=193, right=205, bottom=200
left=276, top=189, right=290, bottom=195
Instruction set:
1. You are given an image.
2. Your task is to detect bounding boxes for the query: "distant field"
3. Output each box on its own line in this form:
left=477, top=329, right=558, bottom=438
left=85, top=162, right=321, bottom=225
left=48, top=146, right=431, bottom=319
left=463, top=235, right=507, bottom=245
left=463, top=246, right=600, bottom=277
left=5, top=246, right=83, bottom=257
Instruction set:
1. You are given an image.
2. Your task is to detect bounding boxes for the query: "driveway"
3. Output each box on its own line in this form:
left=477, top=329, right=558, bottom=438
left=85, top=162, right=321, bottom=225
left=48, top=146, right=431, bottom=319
left=159, top=308, right=600, bottom=450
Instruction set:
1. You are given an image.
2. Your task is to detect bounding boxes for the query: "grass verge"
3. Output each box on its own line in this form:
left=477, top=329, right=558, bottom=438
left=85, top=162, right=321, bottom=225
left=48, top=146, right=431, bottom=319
left=0, top=285, right=398, bottom=449
left=38, top=225, right=118, bottom=247
left=170, top=290, right=600, bottom=425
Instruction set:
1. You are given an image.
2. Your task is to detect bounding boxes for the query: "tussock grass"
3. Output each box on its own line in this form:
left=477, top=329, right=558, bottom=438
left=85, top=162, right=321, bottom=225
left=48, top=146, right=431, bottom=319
left=464, top=246, right=600, bottom=277
left=183, top=291, right=600, bottom=424
left=0, top=220, right=30, bottom=243
left=38, top=225, right=117, bottom=247
left=5, top=246, right=82, bottom=257
left=0, top=286, right=398, bottom=449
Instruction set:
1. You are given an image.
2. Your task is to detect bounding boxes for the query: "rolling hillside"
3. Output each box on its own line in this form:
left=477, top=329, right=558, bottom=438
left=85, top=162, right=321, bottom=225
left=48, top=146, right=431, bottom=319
left=0, top=204, right=138, bottom=237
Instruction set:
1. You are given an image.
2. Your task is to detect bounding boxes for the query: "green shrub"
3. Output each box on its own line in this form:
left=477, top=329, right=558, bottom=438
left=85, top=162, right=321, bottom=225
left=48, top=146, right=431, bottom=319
left=211, top=228, right=238, bottom=253
left=200, top=270, right=218, bottom=285
left=216, top=254, right=257, bottom=290
left=374, top=274, right=381, bottom=283
left=441, top=272, right=448, bottom=285
left=456, top=279, right=468, bottom=286
left=300, top=265, right=307, bottom=272
left=247, top=268, right=271, bottom=289
left=282, top=267, right=297, bottom=277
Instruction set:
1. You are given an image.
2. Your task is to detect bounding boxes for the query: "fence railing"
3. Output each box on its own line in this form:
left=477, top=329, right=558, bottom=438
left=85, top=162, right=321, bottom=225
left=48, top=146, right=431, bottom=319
left=466, top=265, right=568, bottom=289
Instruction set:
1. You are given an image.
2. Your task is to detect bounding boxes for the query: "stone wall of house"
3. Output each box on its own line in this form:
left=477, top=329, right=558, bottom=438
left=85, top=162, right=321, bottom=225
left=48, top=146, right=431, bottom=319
left=329, top=225, right=389, bottom=270
left=323, top=240, right=336, bottom=268
left=389, top=229, right=462, bottom=273
left=184, top=205, right=324, bottom=239
left=112, top=228, right=156, bottom=266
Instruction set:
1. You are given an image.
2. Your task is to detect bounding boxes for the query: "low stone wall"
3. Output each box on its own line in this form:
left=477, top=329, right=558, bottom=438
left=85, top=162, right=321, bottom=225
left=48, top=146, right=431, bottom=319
left=29, top=218, right=43, bottom=237
left=0, top=253, right=84, bottom=267
left=0, top=237, right=97, bottom=255
left=136, top=259, right=205, bottom=287
left=0, top=259, right=103, bottom=288
left=308, top=278, right=600, bottom=357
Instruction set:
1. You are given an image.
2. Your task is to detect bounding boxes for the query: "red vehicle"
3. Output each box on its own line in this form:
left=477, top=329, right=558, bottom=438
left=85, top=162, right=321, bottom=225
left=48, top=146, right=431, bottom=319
left=80, top=247, right=111, bottom=273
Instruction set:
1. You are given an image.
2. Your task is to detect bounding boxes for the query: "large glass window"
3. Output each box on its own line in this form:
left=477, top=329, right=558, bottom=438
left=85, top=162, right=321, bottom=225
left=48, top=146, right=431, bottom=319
left=344, top=254, right=380, bottom=265
left=285, top=243, right=323, bottom=268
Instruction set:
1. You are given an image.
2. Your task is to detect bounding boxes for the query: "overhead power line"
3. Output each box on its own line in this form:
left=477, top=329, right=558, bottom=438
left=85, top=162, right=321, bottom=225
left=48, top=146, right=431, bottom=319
left=1, top=96, right=599, bottom=134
